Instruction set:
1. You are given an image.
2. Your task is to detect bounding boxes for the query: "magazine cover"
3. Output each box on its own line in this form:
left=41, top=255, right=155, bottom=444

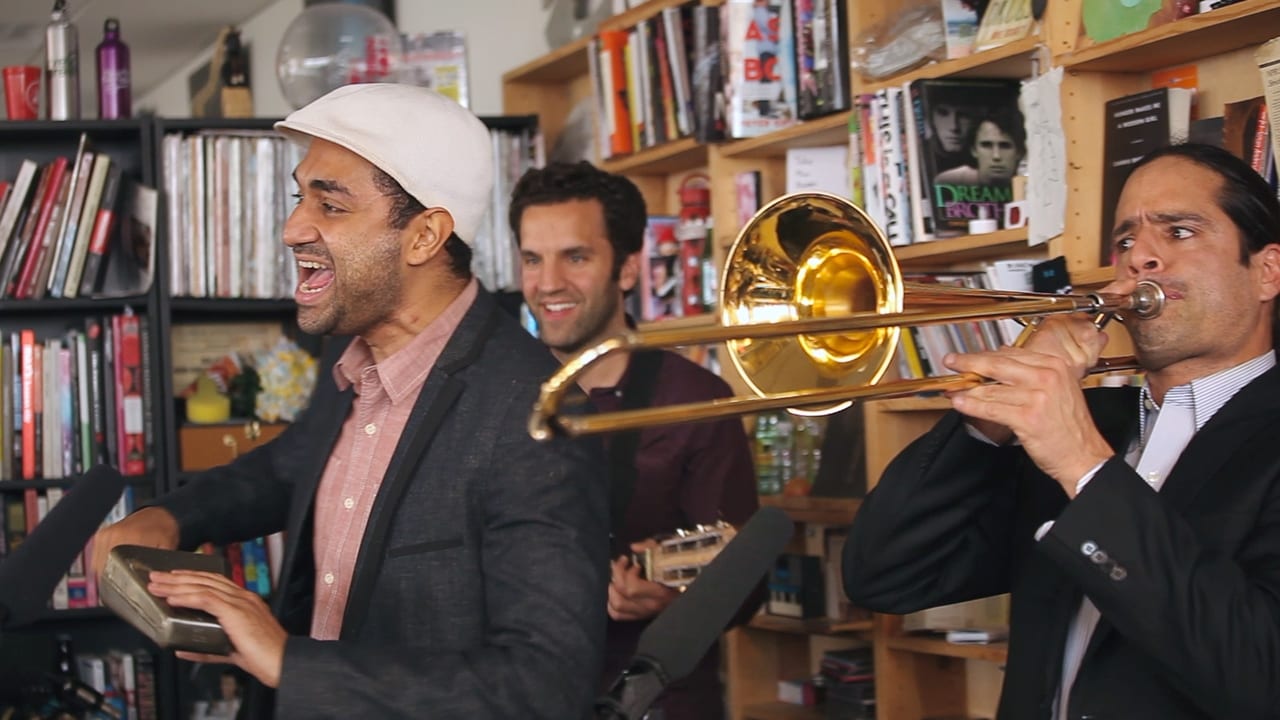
left=910, top=78, right=1022, bottom=237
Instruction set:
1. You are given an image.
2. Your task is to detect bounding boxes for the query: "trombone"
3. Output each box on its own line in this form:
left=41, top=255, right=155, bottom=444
left=528, top=193, right=1163, bottom=441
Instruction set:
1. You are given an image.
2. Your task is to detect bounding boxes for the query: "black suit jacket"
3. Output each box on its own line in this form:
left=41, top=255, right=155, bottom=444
left=843, top=365, right=1280, bottom=719
left=157, top=290, right=610, bottom=719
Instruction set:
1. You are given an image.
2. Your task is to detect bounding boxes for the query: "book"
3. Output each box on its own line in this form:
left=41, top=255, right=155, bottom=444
left=99, top=180, right=158, bottom=298
left=691, top=4, right=726, bottom=143
left=1223, top=96, right=1270, bottom=175
left=1099, top=86, right=1193, bottom=265
left=722, top=0, right=798, bottom=138
left=641, top=215, right=682, bottom=322
left=941, top=0, right=980, bottom=58
left=598, top=29, right=634, bottom=157
left=974, top=0, right=1034, bottom=51
left=11, top=156, right=69, bottom=299
left=792, top=0, right=849, bottom=119
left=735, top=170, right=762, bottom=228
left=1257, top=37, right=1280, bottom=173
left=77, top=160, right=125, bottom=297
left=910, top=78, right=1023, bottom=238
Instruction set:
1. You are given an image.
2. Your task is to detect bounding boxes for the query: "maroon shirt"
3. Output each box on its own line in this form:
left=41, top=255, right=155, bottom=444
left=591, top=350, right=758, bottom=720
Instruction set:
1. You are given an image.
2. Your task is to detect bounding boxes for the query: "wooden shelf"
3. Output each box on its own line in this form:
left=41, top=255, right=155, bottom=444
left=1060, top=0, right=1280, bottom=72
left=502, top=35, right=591, bottom=84
left=601, top=137, right=708, bottom=175
left=895, top=227, right=1035, bottom=267
left=857, top=35, right=1045, bottom=95
left=748, top=613, right=873, bottom=636
left=760, top=494, right=861, bottom=525
left=1070, top=265, right=1115, bottom=288
left=719, top=112, right=852, bottom=160
left=743, top=701, right=825, bottom=720
left=884, top=634, right=1009, bottom=663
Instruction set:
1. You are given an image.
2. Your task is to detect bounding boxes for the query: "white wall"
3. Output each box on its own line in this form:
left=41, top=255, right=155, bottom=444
left=138, top=0, right=554, bottom=118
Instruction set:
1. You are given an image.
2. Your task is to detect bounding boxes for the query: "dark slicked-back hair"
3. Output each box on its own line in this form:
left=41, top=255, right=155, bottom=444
left=1131, top=142, right=1280, bottom=347
left=1132, top=143, right=1280, bottom=263
left=508, top=161, right=648, bottom=279
left=371, top=166, right=472, bottom=279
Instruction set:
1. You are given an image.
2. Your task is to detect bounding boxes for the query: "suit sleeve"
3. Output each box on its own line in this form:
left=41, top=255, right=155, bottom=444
left=842, top=410, right=1026, bottom=613
left=1039, top=452, right=1280, bottom=717
left=272, top=397, right=610, bottom=720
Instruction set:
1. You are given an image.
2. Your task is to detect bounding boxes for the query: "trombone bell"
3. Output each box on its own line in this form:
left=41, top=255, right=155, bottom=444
left=721, top=193, right=902, bottom=415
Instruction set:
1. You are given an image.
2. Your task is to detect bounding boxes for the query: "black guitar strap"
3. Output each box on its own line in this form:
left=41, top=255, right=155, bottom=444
left=607, top=350, right=664, bottom=547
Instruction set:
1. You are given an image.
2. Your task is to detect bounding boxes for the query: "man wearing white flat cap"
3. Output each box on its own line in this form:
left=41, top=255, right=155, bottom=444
left=91, top=84, right=609, bottom=719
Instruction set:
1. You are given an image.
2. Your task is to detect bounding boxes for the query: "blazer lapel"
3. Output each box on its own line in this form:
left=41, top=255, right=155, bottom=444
left=338, top=292, right=503, bottom=639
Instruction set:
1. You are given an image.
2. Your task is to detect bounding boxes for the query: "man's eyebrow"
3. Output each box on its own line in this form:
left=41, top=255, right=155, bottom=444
left=1111, top=211, right=1208, bottom=240
left=291, top=171, right=354, bottom=197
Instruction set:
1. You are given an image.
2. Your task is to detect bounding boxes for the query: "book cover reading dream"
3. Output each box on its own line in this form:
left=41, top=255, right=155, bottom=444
left=910, top=78, right=1023, bottom=238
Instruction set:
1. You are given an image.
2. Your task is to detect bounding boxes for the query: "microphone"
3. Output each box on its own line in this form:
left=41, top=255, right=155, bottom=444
left=0, top=464, right=125, bottom=628
left=594, top=505, right=794, bottom=720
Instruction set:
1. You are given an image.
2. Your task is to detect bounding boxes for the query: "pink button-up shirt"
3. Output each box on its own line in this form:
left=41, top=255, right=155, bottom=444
left=309, top=279, right=479, bottom=640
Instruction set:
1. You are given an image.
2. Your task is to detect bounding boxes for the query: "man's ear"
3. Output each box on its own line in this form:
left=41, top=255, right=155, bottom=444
left=405, top=208, right=456, bottom=266
left=618, top=251, right=641, bottom=293
left=1256, top=243, right=1280, bottom=302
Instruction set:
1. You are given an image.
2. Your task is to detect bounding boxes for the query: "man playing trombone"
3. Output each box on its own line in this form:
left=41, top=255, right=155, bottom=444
left=843, top=143, right=1280, bottom=719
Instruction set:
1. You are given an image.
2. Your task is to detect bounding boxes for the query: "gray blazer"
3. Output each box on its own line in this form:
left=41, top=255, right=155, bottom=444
left=159, top=289, right=610, bottom=719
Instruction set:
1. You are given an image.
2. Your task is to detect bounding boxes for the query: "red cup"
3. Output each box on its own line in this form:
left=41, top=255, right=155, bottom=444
left=3, top=65, right=40, bottom=120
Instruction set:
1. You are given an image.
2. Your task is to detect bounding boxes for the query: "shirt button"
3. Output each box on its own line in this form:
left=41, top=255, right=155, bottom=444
left=343, top=497, right=355, bottom=510
left=323, top=572, right=335, bottom=585
left=1091, top=550, right=1108, bottom=564
left=364, top=423, right=377, bottom=435
left=1081, top=541, right=1097, bottom=555
left=1111, top=566, right=1128, bottom=581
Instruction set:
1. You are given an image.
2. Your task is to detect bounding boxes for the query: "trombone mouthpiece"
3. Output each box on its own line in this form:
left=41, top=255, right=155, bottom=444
left=1130, top=280, right=1165, bottom=319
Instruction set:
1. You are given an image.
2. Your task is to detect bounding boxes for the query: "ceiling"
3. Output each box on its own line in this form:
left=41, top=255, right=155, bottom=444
left=0, top=0, right=280, bottom=118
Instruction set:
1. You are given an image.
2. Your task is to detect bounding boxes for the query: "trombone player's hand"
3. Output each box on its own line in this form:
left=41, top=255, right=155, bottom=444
left=942, top=279, right=1135, bottom=497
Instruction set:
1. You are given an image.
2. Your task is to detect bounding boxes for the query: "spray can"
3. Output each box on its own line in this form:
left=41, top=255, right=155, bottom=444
left=96, top=18, right=131, bottom=119
left=45, top=0, right=80, bottom=120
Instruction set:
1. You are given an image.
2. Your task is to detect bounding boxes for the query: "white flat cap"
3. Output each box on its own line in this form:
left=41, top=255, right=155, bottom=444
left=275, top=83, right=494, bottom=245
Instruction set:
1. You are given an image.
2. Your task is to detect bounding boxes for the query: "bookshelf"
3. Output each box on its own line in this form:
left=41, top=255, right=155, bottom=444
left=0, top=117, right=175, bottom=719
left=503, top=0, right=1279, bottom=716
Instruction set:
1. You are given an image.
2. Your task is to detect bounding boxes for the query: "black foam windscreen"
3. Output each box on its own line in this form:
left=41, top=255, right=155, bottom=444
left=0, top=465, right=125, bottom=628
left=633, top=505, right=794, bottom=680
